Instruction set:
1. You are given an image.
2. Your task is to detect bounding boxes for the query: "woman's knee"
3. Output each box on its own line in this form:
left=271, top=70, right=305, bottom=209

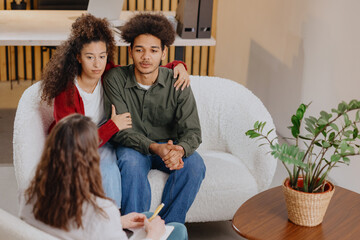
left=167, top=222, right=188, bottom=240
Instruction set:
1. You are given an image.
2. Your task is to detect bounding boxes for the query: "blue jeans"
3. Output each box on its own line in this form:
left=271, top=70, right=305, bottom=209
left=116, top=146, right=206, bottom=224
left=99, top=142, right=122, bottom=208
left=142, top=212, right=188, bottom=240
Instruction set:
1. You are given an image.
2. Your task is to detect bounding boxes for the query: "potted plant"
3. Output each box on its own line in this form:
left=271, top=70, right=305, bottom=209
left=246, top=100, right=360, bottom=227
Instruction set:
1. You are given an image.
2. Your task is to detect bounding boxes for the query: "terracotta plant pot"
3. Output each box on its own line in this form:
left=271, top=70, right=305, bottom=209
left=282, top=178, right=335, bottom=227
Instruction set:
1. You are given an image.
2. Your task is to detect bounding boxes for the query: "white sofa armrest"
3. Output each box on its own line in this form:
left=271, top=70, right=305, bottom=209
left=190, top=76, right=277, bottom=192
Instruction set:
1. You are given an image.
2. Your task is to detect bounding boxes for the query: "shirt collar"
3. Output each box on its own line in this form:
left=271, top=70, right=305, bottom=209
left=124, top=64, right=166, bottom=89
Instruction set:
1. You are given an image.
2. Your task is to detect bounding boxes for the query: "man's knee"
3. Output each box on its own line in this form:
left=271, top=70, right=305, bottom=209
left=183, top=151, right=206, bottom=179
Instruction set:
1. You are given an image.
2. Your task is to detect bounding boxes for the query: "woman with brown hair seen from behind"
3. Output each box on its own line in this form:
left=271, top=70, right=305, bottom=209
left=20, top=114, right=188, bottom=240
left=40, top=14, right=190, bottom=208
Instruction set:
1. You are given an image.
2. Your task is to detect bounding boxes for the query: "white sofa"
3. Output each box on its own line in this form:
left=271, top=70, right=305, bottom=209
left=11, top=76, right=277, bottom=237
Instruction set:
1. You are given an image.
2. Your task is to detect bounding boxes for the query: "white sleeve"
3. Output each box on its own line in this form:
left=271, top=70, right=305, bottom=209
left=96, top=203, right=129, bottom=240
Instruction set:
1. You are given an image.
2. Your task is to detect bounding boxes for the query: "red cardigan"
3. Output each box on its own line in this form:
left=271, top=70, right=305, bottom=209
left=51, top=61, right=186, bottom=147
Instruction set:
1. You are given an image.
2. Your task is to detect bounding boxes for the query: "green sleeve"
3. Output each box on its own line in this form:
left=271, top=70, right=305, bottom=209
left=175, top=86, right=202, bottom=157
left=103, top=71, right=155, bottom=155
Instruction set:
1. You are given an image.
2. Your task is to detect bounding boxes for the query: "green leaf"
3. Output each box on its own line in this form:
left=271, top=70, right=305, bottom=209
left=338, top=102, right=348, bottom=113
left=344, top=130, right=353, bottom=138
left=267, top=128, right=274, bottom=136
left=343, top=113, right=351, bottom=127
left=305, top=123, right=315, bottom=135
left=270, top=143, right=306, bottom=168
left=340, top=140, right=348, bottom=154
left=354, top=128, right=359, bottom=139
left=260, top=122, right=266, bottom=133
left=349, top=99, right=359, bottom=110
left=298, top=135, right=312, bottom=140
left=331, top=154, right=341, bottom=162
left=328, top=132, right=336, bottom=142
left=314, top=141, right=322, bottom=147
left=356, top=110, right=360, bottom=122
left=245, top=130, right=261, bottom=138
left=254, top=121, right=260, bottom=129
left=342, top=157, right=350, bottom=165
left=296, top=104, right=307, bottom=119
left=318, top=118, right=328, bottom=125
left=320, top=111, right=332, bottom=121
left=329, top=123, right=339, bottom=132
left=291, top=126, right=299, bottom=138
left=331, top=108, right=340, bottom=114
left=322, top=140, right=331, bottom=148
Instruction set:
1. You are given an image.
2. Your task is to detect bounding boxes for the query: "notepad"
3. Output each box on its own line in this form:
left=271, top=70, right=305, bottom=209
left=129, top=225, right=174, bottom=240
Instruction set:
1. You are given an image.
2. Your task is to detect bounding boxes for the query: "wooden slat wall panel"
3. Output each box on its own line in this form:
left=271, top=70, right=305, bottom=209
left=192, top=46, right=200, bottom=75
left=10, top=47, right=15, bottom=80
left=0, top=47, right=6, bottom=80
left=185, top=47, right=192, bottom=74
left=0, top=0, right=216, bottom=81
left=18, top=46, right=25, bottom=80
left=34, top=46, right=41, bottom=80
left=25, top=47, right=33, bottom=80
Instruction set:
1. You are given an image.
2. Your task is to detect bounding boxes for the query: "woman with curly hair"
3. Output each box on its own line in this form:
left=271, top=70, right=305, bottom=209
left=40, top=14, right=190, bottom=208
left=20, top=114, right=188, bottom=240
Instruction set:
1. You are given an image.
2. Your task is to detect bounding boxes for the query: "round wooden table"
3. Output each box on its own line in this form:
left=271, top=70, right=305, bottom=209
left=232, top=185, right=360, bottom=239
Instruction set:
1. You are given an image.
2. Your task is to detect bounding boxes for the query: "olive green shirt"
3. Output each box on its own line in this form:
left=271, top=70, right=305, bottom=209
left=103, top=65, right=201, bottom=157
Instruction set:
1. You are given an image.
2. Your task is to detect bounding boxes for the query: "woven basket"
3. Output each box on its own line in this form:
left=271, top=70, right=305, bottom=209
left=282, top=178, right=335, bottom=227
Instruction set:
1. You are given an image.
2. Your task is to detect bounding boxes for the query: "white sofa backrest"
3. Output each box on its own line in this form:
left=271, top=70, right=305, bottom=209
left=0, top=208, right=59, bottom=240
left=13, top=82, right=54, bottom=193
left=13, top=76, right=277, bottom=194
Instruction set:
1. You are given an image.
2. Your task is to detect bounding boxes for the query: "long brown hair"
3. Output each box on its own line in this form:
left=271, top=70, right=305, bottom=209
left=25, top=114, right=107, bottom=231
left=41, top=14, right=116, bottom=104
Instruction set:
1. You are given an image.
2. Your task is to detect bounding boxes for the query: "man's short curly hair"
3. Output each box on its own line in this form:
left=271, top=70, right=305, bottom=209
left=121, top=13, right=175, bottom=49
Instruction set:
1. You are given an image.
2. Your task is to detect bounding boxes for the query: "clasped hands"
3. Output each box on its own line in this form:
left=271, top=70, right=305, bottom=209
left=150, top=140, right=184, bottom=170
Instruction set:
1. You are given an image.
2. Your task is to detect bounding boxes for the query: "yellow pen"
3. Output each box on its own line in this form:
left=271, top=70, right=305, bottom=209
left=148, top=203, right=165, bottom=222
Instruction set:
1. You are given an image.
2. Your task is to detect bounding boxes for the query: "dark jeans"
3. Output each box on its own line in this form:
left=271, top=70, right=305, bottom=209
left=116, top=146, right=206, bottom=224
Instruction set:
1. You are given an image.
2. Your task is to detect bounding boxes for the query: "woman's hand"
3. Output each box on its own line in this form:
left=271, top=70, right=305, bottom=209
left=121, top=212, right=146, bottom=229
left=173, top=63, right=190, bottom=91
left=111, top=105, right=132, bottom=131
left=144, top=216, right=166, bottom=240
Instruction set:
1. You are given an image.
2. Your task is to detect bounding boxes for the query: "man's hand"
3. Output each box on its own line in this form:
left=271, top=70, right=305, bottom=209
left=149, top=141, right=182, bottom=159
left=162, top=140, right=184, bottom=170
left=121, top=212, right=146, bottom=229
left=173, top=63, right=190, bottom=91
left=150, top=141, right=185, bottom=170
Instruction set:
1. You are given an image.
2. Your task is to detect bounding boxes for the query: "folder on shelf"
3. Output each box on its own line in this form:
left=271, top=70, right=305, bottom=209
left=176, top=0, right=200, bottom=39
left=197, top=0, right=213, bottom=38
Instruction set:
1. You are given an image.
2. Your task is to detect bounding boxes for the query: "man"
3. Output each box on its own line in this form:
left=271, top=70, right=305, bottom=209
left=103, top=13, right=205, bottom=224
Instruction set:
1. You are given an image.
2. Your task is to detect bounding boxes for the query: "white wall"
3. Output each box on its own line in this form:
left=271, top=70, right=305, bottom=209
left=214, top=0, right=360, bottom=193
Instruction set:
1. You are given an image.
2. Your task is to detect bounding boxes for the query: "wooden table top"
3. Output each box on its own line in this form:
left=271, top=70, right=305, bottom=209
left=232, top=185, right=360, bottom=240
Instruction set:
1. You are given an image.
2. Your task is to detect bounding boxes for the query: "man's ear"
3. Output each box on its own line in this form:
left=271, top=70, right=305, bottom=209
left=161, top=46, right=168, bottom=61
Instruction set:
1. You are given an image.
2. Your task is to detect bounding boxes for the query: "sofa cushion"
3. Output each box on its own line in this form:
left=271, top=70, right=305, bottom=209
left=148, top=150, right=258, bottom=222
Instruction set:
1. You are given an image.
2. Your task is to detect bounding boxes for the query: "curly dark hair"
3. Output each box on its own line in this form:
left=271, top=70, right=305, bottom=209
left=121, top=13, right=175, bottom=49
left=25, top=114, right=108, bottom=231
left=41, top=14, right=116, bottom=104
